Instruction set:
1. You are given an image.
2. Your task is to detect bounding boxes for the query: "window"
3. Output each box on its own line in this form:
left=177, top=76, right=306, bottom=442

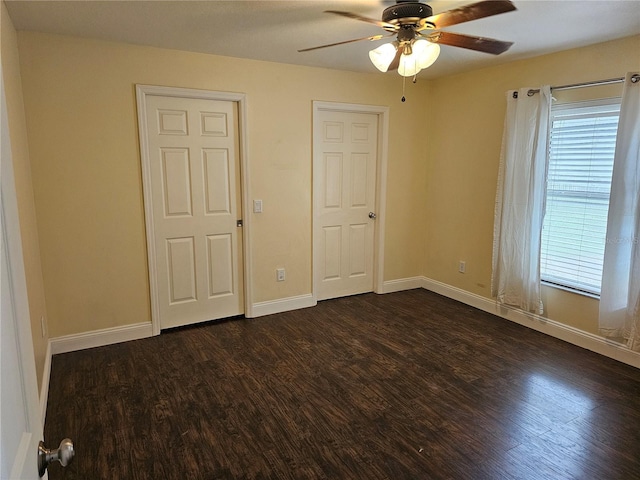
left=540, top=99, right=621, bottom=296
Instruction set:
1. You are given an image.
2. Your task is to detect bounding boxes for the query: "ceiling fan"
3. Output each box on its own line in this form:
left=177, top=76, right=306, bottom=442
left=299, top=0, right=517, bottom=77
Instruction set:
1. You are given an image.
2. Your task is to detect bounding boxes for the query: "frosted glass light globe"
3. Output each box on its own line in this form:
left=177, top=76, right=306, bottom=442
left=413, top=39, right=441, bottom=69
left=369, top=43, right=397, bottom=72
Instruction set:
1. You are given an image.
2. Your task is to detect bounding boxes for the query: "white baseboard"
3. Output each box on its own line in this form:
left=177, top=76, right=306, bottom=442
left=250, top=293, right=317, bottom=318
left=47, top=293, right=317, bottom=356
left=45, top=279, right=640, bottom=369
left=383, top=276, right=640, bottom=369
left=40, top=340, right=52, bottom=423
left=378, top=276, right=425, bottom=294
left=50, top=322, right=154, bottom=355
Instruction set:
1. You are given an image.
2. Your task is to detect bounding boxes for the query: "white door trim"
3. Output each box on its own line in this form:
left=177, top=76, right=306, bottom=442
left=312, top=101, right=389, bottom=300
left=136, top=85, right=253, bottom=335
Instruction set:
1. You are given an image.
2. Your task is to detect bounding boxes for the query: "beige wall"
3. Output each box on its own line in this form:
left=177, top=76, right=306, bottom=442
left=1, top=3, right=49, bottom=390
left=425, top=35, right=640, bottom=334
left=17, top=32, right=429, bottom=337
left=12, top=23, right=639, bottom=343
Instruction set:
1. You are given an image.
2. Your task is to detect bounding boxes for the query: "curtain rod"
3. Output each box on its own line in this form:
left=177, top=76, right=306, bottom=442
left=513, top=74, right=640, bottom=98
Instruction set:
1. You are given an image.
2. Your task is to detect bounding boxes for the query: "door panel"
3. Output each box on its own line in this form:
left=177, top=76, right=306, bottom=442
left=324, top=154, right=343, bottom=208
left=157, top=109, right=188, bottom=135
left=166, top=237, right=197, bottom=304
left=161, top=148, right=192, bottom=216
left=206, top=233, right=234, bottom=297
left=144, top=95, right=243, bottom=329
left=203, top=149, right=231, bottom=214
left=200, top=111, right=228, bottom=136
left=314, top=110, right=378, bottom=300
left=322, top=225, right=342, bottom=280
left=349, top=223, right=367, bottom=277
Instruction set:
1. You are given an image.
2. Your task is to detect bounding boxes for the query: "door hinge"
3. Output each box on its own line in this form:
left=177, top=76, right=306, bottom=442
left=237, top=219, right=243, bottom=227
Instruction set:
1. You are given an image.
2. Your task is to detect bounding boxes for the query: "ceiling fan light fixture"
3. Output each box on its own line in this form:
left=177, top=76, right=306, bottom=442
left=397, top=39, right=440, bottom=77
left=369, top=42, right=397, bottom=72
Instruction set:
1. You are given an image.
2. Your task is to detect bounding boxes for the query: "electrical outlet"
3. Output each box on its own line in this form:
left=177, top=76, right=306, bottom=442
left=253, top=199, right=263, bottom=213
left=276, top=268, right=285, bottom=282
left=458, top=261, right=466, bottom=274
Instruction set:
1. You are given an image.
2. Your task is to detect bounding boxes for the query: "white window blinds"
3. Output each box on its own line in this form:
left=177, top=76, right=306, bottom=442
left=541, top=99, right=621, bottom=296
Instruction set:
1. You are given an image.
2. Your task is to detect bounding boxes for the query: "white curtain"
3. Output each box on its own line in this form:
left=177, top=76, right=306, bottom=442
left=599, top=72, right=640, bottom=350
left=492, top=86, right=551, bottom=314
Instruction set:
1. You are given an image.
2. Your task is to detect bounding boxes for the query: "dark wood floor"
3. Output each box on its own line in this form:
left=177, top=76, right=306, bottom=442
left=45, top=289, right=640, bottom=480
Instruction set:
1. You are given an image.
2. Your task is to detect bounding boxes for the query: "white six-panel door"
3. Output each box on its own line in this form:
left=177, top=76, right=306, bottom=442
left=143, top=94, right=243, bottom=329
left=314, top=108, right=379, bottom=301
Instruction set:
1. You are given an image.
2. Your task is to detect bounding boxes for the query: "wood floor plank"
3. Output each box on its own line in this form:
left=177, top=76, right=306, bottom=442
left=44, top=290, right=640, bottom=479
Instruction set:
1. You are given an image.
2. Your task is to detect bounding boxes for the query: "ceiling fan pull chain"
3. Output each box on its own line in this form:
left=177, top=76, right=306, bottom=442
left=401, top=75, right=406, bottom=102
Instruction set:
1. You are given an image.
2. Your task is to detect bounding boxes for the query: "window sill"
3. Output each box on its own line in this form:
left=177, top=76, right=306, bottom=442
left=541, top=280, right=600, bottom=300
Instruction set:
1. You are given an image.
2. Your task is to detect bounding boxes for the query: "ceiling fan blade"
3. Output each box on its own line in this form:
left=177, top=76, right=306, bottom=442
left=425, top=31, right=513, bottom=55
left=386, top=46, right=403, bottom=72
left=298, top=34, right=391, bottom=53
left=325, top=10, right=398, bottom=30
left=425, top=0, right=516, bottom=29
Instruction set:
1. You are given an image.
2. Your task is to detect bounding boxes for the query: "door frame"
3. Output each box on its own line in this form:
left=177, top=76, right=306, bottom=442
left=136, top=85, right=253, bottom=335
left=312, top=101, right=389, bottom=301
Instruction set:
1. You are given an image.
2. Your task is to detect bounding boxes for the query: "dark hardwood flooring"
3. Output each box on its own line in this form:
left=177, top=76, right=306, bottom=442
left=45, top=289, right=640, bottom=479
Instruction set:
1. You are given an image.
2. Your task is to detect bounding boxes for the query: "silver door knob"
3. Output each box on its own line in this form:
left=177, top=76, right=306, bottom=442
left=369, top=212, right=377, bottom=219
left=38, top=438, right=74, bottom=476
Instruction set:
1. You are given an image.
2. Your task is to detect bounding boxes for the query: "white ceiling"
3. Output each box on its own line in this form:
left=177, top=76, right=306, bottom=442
left=5, top=0, right=640, bottom=79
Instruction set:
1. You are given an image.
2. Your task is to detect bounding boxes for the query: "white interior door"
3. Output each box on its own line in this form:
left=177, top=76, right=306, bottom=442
left=142, top=94, right=244, bottom=330
left=1, top=73, right=43, bottom=480
left=314, top=108, right=379, bottom=301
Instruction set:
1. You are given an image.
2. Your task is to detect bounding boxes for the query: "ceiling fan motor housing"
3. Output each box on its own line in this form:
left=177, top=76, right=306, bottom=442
left=383, top=1, right=433, bottom=27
